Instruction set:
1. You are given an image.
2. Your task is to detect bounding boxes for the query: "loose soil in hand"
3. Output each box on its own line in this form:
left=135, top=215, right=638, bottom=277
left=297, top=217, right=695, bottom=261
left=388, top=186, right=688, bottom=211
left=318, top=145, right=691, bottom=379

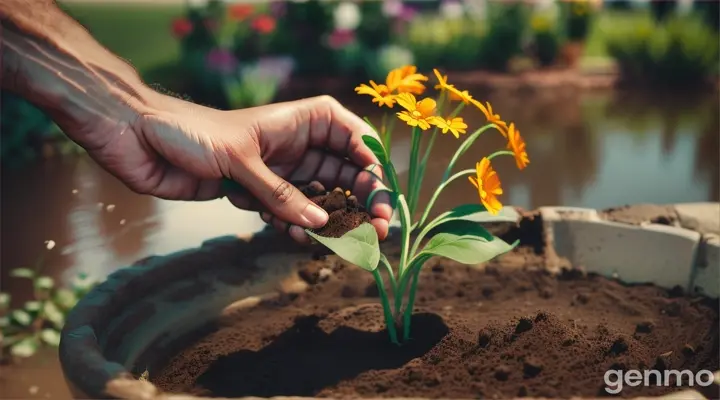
left=153, top=241, right=719, bottom=399
left=299, top=181, right=372, bottom=238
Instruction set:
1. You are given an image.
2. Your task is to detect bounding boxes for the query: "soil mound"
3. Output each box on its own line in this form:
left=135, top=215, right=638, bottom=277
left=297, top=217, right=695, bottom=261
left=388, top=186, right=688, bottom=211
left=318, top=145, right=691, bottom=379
left=300, top=181, right=372, bottom=238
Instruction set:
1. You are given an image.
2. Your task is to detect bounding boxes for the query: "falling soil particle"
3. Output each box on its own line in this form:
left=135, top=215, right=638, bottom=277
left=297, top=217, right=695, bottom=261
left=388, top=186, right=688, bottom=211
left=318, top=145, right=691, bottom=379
left=299, top=181, right=372, bottom=238
left=153, top=239, right=719, bottom=399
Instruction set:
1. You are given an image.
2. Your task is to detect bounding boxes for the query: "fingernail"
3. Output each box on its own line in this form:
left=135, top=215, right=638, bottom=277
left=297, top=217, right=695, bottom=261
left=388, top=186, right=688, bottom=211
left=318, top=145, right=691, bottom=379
left=302, top=203, right=328, bottom=227
left=289, top=225, right=309, bottom=243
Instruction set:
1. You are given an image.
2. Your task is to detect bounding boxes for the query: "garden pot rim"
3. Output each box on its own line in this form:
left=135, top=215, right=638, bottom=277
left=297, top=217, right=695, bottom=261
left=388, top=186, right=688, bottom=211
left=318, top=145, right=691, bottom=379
left=59, top=202, right=720, bottom=400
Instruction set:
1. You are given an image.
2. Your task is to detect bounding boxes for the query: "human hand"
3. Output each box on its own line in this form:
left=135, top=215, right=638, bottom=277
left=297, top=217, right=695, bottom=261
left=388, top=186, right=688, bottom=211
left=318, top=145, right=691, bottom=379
left=82, top=93, right=392, bottom=243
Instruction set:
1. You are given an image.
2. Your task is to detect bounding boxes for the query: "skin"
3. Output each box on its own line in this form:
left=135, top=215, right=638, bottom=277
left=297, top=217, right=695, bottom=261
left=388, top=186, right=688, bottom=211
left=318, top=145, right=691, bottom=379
left=0, top=0, right=392, bottom=243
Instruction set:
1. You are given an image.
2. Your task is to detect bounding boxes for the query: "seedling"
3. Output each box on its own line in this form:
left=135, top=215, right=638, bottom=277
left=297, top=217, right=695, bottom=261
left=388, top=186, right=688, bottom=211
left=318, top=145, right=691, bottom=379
left=306, top=66, right=530, bottom=344
left=0, top=260, right=99, bottom=362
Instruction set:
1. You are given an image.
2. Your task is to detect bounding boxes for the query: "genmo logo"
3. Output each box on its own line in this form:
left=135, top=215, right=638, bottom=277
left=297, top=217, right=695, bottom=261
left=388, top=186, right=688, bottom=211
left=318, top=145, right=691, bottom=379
left=604, top=369, right=716, bottom=395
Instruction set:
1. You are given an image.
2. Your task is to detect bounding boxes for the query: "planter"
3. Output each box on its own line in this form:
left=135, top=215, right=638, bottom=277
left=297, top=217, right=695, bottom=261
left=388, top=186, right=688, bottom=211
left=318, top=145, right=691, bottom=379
left=560, top=41, right=585, bottom=69
left=59, top=203, right=720, bottom=399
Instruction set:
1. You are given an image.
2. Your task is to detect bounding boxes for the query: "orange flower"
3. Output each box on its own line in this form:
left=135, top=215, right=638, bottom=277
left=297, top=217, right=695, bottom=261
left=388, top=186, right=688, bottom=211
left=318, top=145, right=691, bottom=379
left=507, top=123, right=530, bottom=170
left=229, top=4, right=254, bottom=21
left=395, top=93, right=436, bottom=130
left=472, top=100, right=508, bottom=136
left=355, top=80, right=395, bottom=108
left=428, top=116, right=467, bottom=138
left=468, top=157, right=503, bottom=215
left=386, top=65, right=428, bottom=95
left=433, top=68, right=473, bottom=104
left=251, top=15, right=276, bottom=34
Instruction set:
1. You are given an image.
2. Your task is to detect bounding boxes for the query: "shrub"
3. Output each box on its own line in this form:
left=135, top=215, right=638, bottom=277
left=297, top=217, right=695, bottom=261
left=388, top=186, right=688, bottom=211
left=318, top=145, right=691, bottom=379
left=561, top=0, right=594, bottom=42
left=605, top=13, right=719, bottom=87
left=530, top=13, right=562, bottom=67
left=406, top=15, right=484, bottom=71
left=478, top=2, right=530, bottom=71
left=649, top=0, right=677, bottom=23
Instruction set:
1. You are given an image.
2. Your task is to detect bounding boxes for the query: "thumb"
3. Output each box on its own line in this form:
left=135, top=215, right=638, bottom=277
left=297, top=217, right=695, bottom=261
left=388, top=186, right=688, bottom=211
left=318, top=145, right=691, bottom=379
left=231, top=157, right=329, bottom=229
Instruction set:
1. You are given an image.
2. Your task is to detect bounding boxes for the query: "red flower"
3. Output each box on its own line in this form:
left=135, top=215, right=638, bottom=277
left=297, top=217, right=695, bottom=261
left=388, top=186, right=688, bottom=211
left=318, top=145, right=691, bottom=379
left=251, top=15, right=276, bottom=34
left=171, top=18, right=193, bottom=38
left=229, top=4, right=254, bottom=21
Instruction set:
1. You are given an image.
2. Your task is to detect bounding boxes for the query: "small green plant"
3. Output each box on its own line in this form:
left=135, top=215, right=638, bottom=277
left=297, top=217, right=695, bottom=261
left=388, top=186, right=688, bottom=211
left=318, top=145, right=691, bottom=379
left=478, top=2, right=530, bottom=71
left=0, top=261, right=99, bottom=361
left=307, top=66, right=530, bottom=344
left=531, top=13, right=561, bottom=67
left=561, top=0, right=594, bottom=42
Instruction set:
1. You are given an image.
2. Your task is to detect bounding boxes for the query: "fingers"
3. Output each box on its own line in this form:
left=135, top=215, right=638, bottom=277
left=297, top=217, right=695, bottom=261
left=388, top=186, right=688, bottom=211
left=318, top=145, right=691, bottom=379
left=297, top=96, right=382, bottom=168
left=260, top=212, right=311, bottom=244
left=230, top=157, right=329, bottom=229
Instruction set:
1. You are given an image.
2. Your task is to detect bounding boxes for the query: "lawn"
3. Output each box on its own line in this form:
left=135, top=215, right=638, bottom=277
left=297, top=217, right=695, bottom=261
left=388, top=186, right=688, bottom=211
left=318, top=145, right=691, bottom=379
left=59, top=2, right=184, bottom=73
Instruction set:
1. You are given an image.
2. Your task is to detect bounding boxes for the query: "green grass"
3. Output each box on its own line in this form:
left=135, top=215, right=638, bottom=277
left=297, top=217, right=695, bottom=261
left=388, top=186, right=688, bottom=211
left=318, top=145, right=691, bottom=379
left=59, top=2, right=184, bottom=73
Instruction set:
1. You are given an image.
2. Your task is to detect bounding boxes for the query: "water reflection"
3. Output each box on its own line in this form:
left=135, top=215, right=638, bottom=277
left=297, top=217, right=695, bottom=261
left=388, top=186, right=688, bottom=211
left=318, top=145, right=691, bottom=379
left=1, top=90, right=717, bottom=292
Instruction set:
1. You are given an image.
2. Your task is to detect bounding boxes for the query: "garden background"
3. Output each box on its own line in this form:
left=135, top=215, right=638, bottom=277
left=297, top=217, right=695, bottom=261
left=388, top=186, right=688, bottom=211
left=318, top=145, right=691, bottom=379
left=0, top=0, right=719, bottom=398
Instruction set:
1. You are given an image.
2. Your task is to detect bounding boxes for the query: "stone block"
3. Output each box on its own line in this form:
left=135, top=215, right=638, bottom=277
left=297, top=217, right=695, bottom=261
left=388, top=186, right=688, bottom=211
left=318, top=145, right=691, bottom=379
left=674, top=202, right=720, bottom=236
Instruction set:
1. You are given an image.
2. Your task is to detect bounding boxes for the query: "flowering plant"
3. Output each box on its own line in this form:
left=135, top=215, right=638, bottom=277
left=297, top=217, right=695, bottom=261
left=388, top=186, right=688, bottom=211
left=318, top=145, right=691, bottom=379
left=306, top=66, right=530, bottom=344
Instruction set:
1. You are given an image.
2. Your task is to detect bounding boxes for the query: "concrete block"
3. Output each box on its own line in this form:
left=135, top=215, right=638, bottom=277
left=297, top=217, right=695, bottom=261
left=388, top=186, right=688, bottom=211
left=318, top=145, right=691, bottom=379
left=547, top=219, right=700, bottom=290
left=674, top=202, right=720, bottom=236
left=539, top=206, right=600, bottom=223
left=692, top=234, right=720, bottom=298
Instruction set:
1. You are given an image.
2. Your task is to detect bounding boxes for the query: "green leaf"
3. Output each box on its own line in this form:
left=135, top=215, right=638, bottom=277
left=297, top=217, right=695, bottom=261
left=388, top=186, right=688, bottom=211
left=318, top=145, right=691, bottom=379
left=40, top=329, right=61, bottom=347
left=34, top=276, right=54, bottom=290
left=0, top=316, right=9, bottom=328
left=10, top=268, right=35, bottom=279
left=362, top=135, right=390, bottom=165
left=306, top=223, right=381, bottom=272
left=366, top=187, right=397, bottom=210
left=0, top=292, right=10, bottom=310
left=417, top=220, right=516, bottom=265
left=11, top=310, right=32, bottom=326
left=54, top=289, right=78, bottom=310
left=24, top=301, right=42, bottom=313
left=10, top=337, right=39, bottom=358
left=43, top=301, right=65, bottom=329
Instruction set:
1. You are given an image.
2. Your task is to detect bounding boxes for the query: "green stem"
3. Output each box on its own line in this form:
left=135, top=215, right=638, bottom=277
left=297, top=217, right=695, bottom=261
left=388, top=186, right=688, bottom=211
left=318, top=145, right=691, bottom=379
left=407, top=127, right=421, bottom=216
left=386, top=116, right=396, bottom=159
left=372, top=269, right=399, bottom=345
left=396, top=195, right=412, bottom=277
left=379, top=255, right=397, bottom=299
left=402, top=268, right=420, bottom=341
left=414, top=168, right=475, bottom=243
left=442, top=123, right=497, bottom=182
left=488, top=150, right=514, bottom=160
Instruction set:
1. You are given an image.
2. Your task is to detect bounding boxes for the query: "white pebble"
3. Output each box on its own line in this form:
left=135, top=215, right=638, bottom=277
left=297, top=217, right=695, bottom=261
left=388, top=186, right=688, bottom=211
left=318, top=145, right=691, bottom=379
left=45, top=240, right=55, bottom=250
left=97, top=202, right=104, bottom=209
left=29, top=386, right=39, bottom=395
left=106, top=204, right=116, bottom=212
left=119, top=219, right=126, bottom=225
left=71, top=189, right=78, bottom=194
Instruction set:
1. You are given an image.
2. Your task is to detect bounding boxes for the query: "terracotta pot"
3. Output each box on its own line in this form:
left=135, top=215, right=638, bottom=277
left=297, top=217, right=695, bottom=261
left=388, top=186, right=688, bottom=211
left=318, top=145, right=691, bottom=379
left=560, top=41, right=585, bottom=69
left=58, top=205, right=720, bottom=399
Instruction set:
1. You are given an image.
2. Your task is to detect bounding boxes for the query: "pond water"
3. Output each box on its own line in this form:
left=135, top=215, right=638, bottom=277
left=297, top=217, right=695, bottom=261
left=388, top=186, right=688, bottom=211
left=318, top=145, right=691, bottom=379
left=1, top=89, right=717, bottom=299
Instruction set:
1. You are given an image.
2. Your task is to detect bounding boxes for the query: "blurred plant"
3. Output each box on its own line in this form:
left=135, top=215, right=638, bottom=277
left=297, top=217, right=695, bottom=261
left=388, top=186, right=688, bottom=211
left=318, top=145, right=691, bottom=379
left=695, top=0, right=719, bottom=32
left=605, top=13, right=719, bottom=87
left=1, top=263, right=99, bottom=362
left=224, top=57, right=295, bottom=108
left=530, top=13, right=561, bottom=67
left=649, top=0, right=677, bottom=24
left=479, top=2, right=530, bottom=71
left=406, top=15, right=485, bottom=71
left=560, top=0, right=594, bottom=42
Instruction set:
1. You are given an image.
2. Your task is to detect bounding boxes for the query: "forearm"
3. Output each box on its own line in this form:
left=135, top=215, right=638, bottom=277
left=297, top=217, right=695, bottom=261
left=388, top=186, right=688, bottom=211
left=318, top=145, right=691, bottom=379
left=0, top=0, right=158, bottom=145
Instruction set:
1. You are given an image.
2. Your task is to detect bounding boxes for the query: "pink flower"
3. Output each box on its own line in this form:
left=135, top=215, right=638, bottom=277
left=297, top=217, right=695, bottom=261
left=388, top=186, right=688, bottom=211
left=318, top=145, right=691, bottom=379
left=206, top=48, right=238, bottom=75
left=327, top=29, right=356, bottom=50
left=171, top=18, right=193, bottom=38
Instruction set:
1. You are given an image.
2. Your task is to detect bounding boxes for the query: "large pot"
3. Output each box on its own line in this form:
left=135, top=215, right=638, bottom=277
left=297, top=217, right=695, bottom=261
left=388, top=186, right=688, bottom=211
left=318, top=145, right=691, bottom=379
left=59, top=204, right=720, bottom=399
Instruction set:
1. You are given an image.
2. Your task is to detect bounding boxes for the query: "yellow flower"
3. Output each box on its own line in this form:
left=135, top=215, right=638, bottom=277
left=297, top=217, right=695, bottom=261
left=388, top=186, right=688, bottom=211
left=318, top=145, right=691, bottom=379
left=429, top=116, right=468, bottom=139
left=387, top=65, right=428, bottom=95
left=395, top=92, right=436, bottom=130
left=468, top=157, right=503, bottom=215
left=354, top=80, right=395, bottom=108
left=506, top=123, right=530, bottom=170
left=472, top=99, right=508, bottom=136
left=433, top=68, right=473, bottom=104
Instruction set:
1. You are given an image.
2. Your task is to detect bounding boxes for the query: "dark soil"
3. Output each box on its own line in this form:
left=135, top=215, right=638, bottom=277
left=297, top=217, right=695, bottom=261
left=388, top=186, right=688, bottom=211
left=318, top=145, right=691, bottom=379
left=299, top=181, right=372, bottom=238
left=153, top=241, right=719, bottom=399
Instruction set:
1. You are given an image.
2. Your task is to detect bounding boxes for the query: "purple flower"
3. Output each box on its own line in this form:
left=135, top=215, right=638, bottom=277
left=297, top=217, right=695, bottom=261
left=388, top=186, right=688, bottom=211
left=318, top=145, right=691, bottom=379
left=399, top=5, right=417, bottom=22
left=253, top=56, right=295, bottom=86
left=206, top=48, right=238, bottom=75
left=382, top=0, right=403, bottom=18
